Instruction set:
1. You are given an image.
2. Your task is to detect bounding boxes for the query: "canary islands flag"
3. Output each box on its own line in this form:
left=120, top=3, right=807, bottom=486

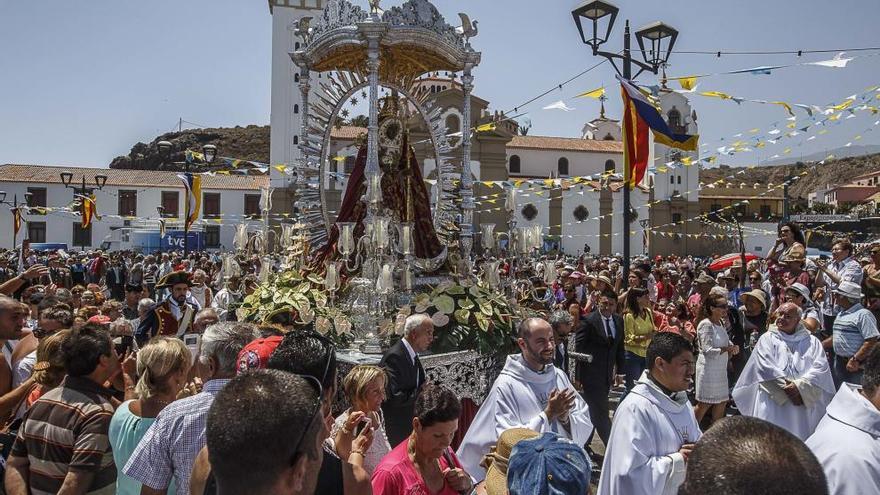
left=618, top=75, right=698, bottom=189
left=76, top=194, right=99, bottom=229
left=178, top=173, right=202, bottom=231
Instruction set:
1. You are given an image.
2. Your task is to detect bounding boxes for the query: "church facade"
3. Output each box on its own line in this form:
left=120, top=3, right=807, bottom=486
left=267, top=0, right=705, bottom=257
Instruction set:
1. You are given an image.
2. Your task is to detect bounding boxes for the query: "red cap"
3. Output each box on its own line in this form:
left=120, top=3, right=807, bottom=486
left=236, top=336, right=283, bottom=374
left=87, top=315, right=112, bottom=325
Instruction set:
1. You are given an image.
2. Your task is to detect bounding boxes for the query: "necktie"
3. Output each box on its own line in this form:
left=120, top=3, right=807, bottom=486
left=604, top=317, right=613, bottom=340
left=414, top=355, right=421, bottom=388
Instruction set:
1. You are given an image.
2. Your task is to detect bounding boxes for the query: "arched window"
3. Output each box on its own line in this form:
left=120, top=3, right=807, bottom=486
left=670, top=175, right=675, bottom=184
left=294, top=104, right=299, bottom=114
left=293, top=135, right=299, bottom=145
left=677, top=176, right=682, bottom=185
left=294, top=73, right=300, bottom=82
left=295, top=42, right=300, bottom=50
left=509, top=155, right=521, bottom=174
left=603, top=133, right=615, bottom=140
left=604, top=159, right=615, bottom=173
left=668, top=108, right=685, bottom=134
left=558, top=157, right=569, bottom=176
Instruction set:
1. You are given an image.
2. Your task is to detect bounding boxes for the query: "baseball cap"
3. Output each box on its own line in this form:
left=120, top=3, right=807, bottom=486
left=507, top=432, right=590, bottom=495
left=87, top=315, right=112, bottom=325
left=236, top=336, right=283, bottom=374
left=483, top=428, right=540, bottom=495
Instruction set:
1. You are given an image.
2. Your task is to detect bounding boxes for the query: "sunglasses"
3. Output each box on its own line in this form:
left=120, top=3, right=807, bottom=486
left=290, top=374, right=324, bottom=466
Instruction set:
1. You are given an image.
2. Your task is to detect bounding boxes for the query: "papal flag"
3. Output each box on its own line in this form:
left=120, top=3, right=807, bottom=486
left=178, top=173, right=202, bottom=231
left=76, top=194, right=99, bottom=229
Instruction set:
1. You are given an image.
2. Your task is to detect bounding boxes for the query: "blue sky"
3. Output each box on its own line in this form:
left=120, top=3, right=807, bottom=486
left=1, top=0, right=879, bottom=168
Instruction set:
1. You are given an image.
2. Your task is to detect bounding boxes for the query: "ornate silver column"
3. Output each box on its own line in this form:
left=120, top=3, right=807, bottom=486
left=297, top=67, right=311, bottom=155
left=361, top=24, right=385, bottom=206
left=459, top=67, right=475, bottom=274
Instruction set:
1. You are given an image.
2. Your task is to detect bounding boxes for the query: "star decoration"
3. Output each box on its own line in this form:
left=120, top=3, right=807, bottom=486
left=349, top=97, right=358, bottom=106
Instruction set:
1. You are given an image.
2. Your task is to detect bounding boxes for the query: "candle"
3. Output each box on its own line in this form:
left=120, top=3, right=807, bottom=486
left=337, top=222, right=355, bottom=255
left=325, top=263, right=338, bottom=290
left=399, top=223, right=413, bottom=255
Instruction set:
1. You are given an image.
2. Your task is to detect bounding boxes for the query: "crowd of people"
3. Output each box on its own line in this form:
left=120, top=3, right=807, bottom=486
left=0, top=223, right=876, bottom=494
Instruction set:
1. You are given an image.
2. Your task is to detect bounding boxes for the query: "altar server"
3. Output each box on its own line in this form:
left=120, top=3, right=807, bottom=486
left=732, top=303, right=835, bottom=440
left=456, top=317, right=592, bottom=482
left=807, top=347, right=880, bottom=495
left=597, top=332, right=701, bottom=495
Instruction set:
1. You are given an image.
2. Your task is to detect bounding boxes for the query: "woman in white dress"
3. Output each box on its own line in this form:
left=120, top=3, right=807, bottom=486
left=332, top=364, right=393, bottom=474
left=694, top=293, right=740, bottom=427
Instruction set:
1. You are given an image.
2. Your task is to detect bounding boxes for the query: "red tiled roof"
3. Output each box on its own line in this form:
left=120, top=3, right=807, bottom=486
left=508, top=135, right=623, bottom=153
left=0, top=164, right=268, bottom=190
left=330, top=126, right=367, bottom=140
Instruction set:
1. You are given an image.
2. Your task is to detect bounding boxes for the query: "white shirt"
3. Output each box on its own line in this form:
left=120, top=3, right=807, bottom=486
left=601, top=313, right=617, bottom=339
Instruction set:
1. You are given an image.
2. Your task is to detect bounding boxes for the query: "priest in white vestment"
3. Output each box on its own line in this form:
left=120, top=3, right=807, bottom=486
left=806, top=347, right=880, bottom=495
left=598, top=332, right=702, bottom=495
left=456, top=317, right=592, bottom=482
left=732, top=303, right=835, bottom=440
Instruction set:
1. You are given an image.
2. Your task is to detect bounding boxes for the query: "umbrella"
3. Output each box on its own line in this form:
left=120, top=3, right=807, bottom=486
left=709, top=252, right=760, bottom=272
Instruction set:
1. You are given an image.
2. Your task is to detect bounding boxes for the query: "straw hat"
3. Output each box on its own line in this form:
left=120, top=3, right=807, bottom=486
left=483, top=428, right=540, bottom=495
left=740, top=289, right=768, bottom=310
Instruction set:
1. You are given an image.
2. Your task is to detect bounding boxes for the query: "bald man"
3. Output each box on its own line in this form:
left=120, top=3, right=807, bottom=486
left=732, top=302, right=835, bottom=440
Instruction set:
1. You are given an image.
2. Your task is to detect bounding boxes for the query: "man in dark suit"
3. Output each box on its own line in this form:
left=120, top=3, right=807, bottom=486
left=379, top=313, right=432, bottom=446
left=105, top=256, right=127, bottom=301
left=549, top=310, right=575, bottom=375
left=575, top=290, right=625, bottom=449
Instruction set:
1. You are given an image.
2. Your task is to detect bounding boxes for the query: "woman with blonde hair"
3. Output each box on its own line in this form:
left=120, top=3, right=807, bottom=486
left=332, top=364, right=392, bottom=474
left=109, top=337, right=192, bottom=495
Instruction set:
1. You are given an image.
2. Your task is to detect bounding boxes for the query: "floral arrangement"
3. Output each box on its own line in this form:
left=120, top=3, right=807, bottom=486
left=238, top=270, right=519, bottom=355
left=237, top=270, right=355, bottom=344
left=393, top=280, right=519, bottom=355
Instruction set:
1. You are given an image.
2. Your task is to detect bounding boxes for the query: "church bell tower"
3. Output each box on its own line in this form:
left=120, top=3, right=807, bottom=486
left=269, top=0, right=325, bottom=195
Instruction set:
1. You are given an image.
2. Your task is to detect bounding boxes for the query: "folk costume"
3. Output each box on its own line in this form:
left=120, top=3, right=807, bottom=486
left=135, top=271, right=196, bottom=346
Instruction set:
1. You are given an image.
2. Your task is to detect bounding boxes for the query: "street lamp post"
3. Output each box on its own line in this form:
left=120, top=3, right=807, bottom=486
left=60, top=172, right=108, bottom=251
left=0, top=191, right=33, bottom=251
left=572, top=0, right=678, bottom=289
left=156, top=141, right=218, bottom=258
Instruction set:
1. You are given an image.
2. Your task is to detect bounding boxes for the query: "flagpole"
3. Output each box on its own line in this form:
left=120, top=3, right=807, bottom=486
left=184, top=163, right=190, bottom=259
left=622, top=20, right=632, bottom=288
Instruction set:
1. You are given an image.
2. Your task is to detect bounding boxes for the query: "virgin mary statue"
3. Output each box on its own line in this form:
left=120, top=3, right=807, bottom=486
left=311, top=95, right=446, bottom=270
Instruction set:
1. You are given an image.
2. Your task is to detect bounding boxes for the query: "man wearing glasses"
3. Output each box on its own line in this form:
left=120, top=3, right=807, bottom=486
left=814, top=237, right=863, bottom=335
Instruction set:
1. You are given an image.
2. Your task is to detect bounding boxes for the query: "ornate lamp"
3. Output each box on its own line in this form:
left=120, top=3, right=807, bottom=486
left=635, top=21, right=678, bottom=69
left=60, top=171, right=73, bottom=187
left=571, top=0, right=619, bottom=53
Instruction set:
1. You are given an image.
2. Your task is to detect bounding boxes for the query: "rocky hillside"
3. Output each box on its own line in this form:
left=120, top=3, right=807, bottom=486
left=109, top=125, right=270, bottom=171
left=111, top=125, right=880, bottom=198
left=699, top=152, right=880, bottom=200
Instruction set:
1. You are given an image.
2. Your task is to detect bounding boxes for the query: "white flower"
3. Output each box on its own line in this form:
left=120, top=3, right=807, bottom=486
left=315, top=316, right=331, bottom=335
left=414, top=303, right=429, bottom=313
left=299, top=308, right=315, bottom=324
left=432, top=312, right=449, bottom=327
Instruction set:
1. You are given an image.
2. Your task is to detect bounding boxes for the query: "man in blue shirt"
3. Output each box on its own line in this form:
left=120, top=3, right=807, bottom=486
left=826, top=281, right=879, bottom=386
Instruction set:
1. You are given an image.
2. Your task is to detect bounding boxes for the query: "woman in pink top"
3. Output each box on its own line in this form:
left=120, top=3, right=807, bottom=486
left=372, top=383, right=472, bottom=495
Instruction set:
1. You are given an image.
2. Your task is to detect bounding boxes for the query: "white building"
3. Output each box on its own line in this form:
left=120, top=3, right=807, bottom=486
left=268, top=0, right=327, bottom=194
left=0, top=164, right=266, bottom=251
